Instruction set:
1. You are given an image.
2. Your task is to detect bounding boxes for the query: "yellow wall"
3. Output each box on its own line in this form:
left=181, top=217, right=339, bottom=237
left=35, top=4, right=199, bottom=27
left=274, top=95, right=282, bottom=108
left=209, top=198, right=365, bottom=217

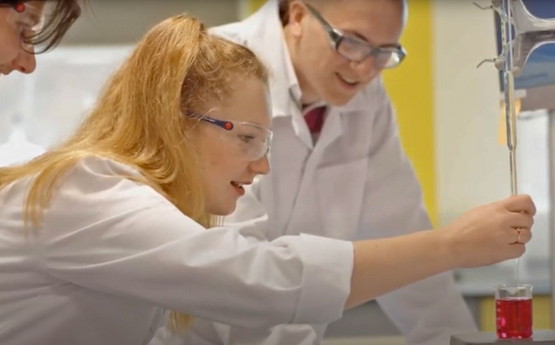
left=244, top=0, right=437, bottom=225
left=246, top=0, right=267, bottom=13
left=381, top=0, right=436, bottom=225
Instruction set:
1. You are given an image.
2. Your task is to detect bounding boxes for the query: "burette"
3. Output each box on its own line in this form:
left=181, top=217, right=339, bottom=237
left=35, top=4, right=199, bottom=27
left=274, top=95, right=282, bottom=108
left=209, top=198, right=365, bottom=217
left=500, top=0, right=520, bottom=285
left=499, top=0, right=518, bottom=199
left=475, top=0, right=520, bottom=284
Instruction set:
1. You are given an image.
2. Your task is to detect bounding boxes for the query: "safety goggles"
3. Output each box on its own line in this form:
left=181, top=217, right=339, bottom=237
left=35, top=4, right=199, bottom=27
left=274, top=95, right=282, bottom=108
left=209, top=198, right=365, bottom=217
left=6, top=2, right=45, bottom=49
left=186, top=111, right=273, bottom=161
left=304, top=2, right=406, bottom=69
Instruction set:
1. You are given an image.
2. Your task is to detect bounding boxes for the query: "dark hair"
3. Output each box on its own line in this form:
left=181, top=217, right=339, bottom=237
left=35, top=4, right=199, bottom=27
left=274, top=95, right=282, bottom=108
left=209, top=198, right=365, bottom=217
left=278, top=0, right=290, bottom=26
left=0, top=0, right=82, bottom=53
left=278, top=0, right=407, bottom=27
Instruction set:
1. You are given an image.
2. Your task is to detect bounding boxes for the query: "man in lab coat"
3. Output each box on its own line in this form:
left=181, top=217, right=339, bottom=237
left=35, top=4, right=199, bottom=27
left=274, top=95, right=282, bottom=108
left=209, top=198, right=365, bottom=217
left=176, top=0, right=478, bottom=344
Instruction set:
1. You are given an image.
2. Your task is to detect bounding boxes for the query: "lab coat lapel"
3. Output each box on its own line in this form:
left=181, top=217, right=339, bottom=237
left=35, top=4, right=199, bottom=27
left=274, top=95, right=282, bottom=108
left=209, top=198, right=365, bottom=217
left=316, top=110, right=367, bottom=239
left=284, top=110, right=365, bottom=238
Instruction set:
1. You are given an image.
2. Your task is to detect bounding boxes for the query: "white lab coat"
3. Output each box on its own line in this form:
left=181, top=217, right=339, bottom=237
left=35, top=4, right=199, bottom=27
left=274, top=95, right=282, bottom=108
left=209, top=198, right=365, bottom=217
left=151, top=1, right=478, bottom=344
left=0, top=156, right=353, bottom=345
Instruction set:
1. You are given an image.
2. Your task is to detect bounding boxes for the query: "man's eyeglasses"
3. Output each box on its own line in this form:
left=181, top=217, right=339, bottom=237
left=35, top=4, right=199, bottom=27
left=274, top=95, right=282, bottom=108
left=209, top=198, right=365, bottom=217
left=186, top=111, right=273, bottom=161
left=305, top=2, right=406, bottom=69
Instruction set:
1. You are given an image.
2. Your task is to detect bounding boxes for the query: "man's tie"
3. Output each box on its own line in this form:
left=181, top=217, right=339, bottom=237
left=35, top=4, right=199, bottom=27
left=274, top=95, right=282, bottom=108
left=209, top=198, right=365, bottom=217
left=303, top=106, right=327, bottom=135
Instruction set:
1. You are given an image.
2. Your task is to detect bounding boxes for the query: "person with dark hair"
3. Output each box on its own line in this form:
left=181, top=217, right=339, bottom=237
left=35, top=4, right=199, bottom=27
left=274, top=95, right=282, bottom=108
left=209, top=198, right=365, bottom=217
left=0, top=0, right=81, bottom=75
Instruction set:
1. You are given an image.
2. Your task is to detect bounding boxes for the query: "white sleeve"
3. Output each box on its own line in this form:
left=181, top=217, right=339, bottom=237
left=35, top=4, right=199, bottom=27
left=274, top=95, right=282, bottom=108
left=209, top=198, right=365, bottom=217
left=36, top=157, right=353, bottom=328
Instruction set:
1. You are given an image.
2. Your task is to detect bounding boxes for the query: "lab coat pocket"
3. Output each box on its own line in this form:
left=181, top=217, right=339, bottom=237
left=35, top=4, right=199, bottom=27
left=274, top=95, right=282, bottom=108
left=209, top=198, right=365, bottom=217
left=316, top=157, right=369, bottom=240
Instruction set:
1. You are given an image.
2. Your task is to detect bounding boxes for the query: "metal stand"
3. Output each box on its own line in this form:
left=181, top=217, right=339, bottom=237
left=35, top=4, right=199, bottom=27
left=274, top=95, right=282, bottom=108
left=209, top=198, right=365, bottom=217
left=476, top=0, right=555, bottom=332
left=550, top=110, right=555, bottom=329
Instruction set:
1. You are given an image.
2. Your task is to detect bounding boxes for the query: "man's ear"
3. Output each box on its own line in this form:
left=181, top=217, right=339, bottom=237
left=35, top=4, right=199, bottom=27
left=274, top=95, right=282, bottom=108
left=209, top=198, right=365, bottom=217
left=287, top=1, right=309, bottom=37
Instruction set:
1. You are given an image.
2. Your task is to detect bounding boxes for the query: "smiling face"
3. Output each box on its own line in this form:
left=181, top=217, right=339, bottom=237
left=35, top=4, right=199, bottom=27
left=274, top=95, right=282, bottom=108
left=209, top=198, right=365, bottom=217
left=283, top=0, right=406, bottom=106
left=189, top=75, right=272, bottom=216
left=0, top=1, right=44, bottom=76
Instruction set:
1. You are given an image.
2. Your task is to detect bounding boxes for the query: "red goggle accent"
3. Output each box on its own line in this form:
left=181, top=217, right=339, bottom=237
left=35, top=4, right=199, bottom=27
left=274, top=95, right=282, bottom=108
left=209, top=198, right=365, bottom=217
left=14, top=3, right=26, bottom=13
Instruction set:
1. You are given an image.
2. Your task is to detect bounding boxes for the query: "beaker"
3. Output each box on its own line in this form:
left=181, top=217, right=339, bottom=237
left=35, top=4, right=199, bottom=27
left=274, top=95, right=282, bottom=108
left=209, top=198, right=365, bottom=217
left=495, top=284, right=533, bottom=339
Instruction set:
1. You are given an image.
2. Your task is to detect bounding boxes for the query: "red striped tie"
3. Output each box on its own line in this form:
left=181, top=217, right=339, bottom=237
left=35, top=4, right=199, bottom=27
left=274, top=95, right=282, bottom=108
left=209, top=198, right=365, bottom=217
left=304, top=106, right=327, bottom=134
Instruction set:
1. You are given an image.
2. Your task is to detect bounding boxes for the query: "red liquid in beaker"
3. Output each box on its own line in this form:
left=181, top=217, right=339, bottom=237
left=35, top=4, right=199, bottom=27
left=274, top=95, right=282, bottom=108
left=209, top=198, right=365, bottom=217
left=496, top=298, right=532, bottom=339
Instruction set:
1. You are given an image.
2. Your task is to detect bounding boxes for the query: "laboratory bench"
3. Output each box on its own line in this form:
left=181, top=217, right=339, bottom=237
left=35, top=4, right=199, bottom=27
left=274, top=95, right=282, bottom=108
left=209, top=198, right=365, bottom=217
left=324, top=264, right=552, bottom=342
